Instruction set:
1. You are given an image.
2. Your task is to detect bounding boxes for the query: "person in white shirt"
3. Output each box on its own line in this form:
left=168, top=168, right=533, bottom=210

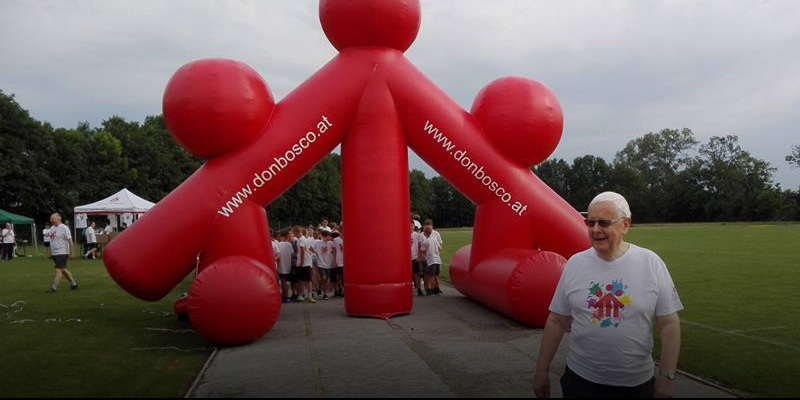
left=423, top=219, right=443, bottom=295
left=1, top=223, right=15, bottom=261
left=103, top=224, right=113, bottom=235
left=294, top=227, right=316, bottom=303
left=288, top=228, right=301, bottom=302
left=310, top=228, right=327, bottom=298
left=318, top=218, right=332, bottom=233
left=412, top=214, right=422, bottom=231
left=276, top=231, right=296, bottom=303
left=270, top=229, right=281, bottom=271
left=533, top=192, right=683, bottom=399
left=410, top=221, right=424, bottom=297
left=313, top=231, right=336, bottom=300
left=42, top=223, right=52, bottom=258
left=46, top=213, right=79, bottom=293
left=420, top=225, right=442, bottom=296
left=332, top=230, right=345, bottom=298
left=425, top=220, right=442, bottom=244
left=84, top=222, right=98, bottom=259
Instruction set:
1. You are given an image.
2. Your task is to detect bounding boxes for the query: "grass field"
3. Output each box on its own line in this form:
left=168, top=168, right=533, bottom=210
left=440, top=223, right=800, bottom=398
left=1, top=223, right=797, bottom=397
left=0, top=257, right=209, bottom=397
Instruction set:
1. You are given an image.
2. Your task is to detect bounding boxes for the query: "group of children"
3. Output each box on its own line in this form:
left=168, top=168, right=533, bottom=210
left=269, top=219, right=344, bottom=304
left=268, top=218, right=445, bottom=304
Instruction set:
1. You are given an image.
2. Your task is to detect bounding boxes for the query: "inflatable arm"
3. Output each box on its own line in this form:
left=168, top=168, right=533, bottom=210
left=104, top=51, right=395, bottom=302
left=387, top=57, right=590, bottom=326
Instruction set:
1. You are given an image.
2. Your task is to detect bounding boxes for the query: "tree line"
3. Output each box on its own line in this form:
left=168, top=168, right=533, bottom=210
left=534, top=129, right=799, bottom=223
left=2, top=90, right=798, bottom=228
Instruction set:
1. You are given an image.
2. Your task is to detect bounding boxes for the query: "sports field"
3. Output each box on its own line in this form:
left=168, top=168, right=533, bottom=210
left=441, top=223, right=800, bottom=398
left=0, top=223, right=797, bottom=397
left=0, top=257, right=209, bottom=397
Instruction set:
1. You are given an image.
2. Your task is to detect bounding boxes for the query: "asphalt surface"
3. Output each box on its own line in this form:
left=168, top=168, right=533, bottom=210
left=189, top=284, right=734, bottom=398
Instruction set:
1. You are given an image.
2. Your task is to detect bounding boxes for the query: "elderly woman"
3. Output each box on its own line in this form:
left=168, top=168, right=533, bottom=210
left=533, top=192, right=683, bottom=398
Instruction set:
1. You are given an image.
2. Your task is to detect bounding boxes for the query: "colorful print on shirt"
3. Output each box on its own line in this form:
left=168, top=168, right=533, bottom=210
left=587, top=279, right=631, bottom=328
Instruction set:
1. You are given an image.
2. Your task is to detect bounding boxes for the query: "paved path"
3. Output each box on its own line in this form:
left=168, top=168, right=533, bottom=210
left=189, top=285, right=734, bottom=398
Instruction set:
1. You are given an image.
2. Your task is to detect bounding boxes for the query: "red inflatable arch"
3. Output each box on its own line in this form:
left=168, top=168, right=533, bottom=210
left=103, top=0, right=590, bottom=345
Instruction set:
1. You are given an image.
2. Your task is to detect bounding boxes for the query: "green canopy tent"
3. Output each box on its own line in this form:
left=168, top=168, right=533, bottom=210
left=0, top=209, right=38, bottom=256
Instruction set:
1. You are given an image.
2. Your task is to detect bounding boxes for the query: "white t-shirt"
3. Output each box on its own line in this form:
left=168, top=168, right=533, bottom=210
left=43, top=228, right=51, bottom=243
left=314, top=240, right=334, bottom=269
left=307, top=238, right=320, bottom=264
left=432, top=230, right=443, bottom=246
left=271, top=240, right=281, bottom=268
left=549, top=244, right=684, bottom=387
left=297, top=236, right=313, bottom=267
left=333, top=237, right=344, bottom=267
left=422, top=235, right=442, bottom=265
left=278, top=242, right=294, bottom=275
left=410, top=231, right=423, bottom=260
left=49, top=224, right=72, bottom=255
left=1, top=228, right=14, bottom=244
left=104, top=225, right=113, bottom=234
left=85, top=228, right=97, bottom=244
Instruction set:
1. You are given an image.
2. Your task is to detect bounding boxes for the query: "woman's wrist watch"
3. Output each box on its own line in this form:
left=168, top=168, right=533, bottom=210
left=658, top=369, right=677, bottom=381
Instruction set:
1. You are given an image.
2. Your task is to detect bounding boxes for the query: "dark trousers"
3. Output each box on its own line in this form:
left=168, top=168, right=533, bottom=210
left=1, top=243, right=13, bottom=260
left=561, top=366, right=655, bottom=399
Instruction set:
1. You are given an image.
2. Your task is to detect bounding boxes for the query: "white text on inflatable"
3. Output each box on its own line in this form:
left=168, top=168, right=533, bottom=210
left=218, top=115, right=334, bottom=217
left=423, top=120, right=529, bottom=217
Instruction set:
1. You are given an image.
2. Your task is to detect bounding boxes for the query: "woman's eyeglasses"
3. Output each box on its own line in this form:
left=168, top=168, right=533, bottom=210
left=584, top=216, right=625, bottom=228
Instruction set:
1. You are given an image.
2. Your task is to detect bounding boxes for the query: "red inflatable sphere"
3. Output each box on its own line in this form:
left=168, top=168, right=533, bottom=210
left=319, top=0, right=421, bottom=52
left=163, top=59, right=274, bottom=158
left=507, top=250, right=567, bottom=327
left=187, top=256, right=281, bottom=346
left=471, top=77, right=563, bottom=167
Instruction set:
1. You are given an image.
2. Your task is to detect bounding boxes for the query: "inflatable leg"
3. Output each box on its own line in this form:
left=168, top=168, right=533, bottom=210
left=199, top=201, right=274, bottom=272
left=460, top=249, right=565, bottom=327
left=342, top=69, right=412, bottom=319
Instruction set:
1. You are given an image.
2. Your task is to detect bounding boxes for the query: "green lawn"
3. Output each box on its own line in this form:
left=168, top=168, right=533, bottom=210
left=2, top=224, right=797, bottom=397
left=440, top=223, right=800, bottom=398
left=0, top=257, right=209, bottom=397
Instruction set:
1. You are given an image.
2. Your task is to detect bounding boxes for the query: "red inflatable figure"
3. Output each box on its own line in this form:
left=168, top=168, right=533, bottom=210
left=103, top=0, right=591, bottom=345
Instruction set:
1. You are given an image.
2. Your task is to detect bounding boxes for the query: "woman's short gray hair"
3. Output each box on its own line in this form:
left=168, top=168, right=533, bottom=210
left=589, top=192, right=631, bottom=218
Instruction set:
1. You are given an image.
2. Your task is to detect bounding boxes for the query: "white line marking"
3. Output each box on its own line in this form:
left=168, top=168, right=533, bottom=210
left=682, top=319, right=799, bottom=352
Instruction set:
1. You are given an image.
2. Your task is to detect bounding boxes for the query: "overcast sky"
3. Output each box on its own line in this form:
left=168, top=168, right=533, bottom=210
left=2, top=0, right=799, bottom=189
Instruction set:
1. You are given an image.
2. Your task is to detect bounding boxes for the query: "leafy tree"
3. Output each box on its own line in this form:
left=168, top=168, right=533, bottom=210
left=103, top=115, right=201, bottom=201
left=409, top=169, right=433, bottom=219
left=787, top=144, right=800, bottom=168
left=613, top=128, right=698, bottom=222
left=694, top=136, right=779, bottom=221
left=0, top=91, right=58, bottom=221
left=533, top=158, right=570, bottom=199
left=268, top=154, right=341, bottom=229
left=2, top=89, right=796, bottom=226
left=567, top=155, right=611, bottom=211
left=430, top=176, right=474, bottom=227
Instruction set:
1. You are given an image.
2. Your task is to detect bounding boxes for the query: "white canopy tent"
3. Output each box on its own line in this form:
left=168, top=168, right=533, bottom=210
left=73, top=189, right=155, bottom=239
